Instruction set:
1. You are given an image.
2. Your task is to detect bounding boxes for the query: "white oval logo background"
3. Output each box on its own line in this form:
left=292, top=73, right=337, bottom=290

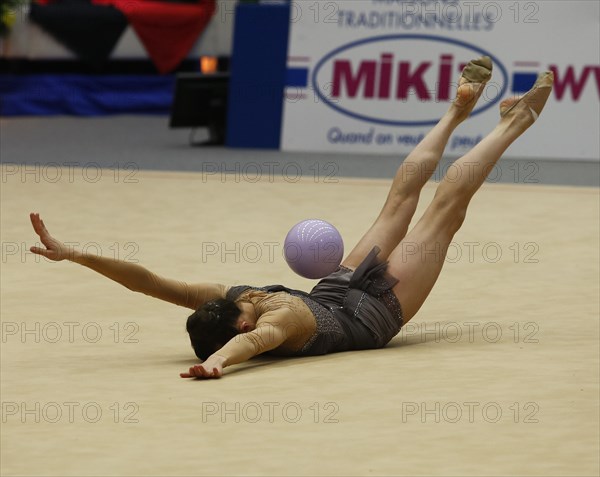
left=312, top=35, right=508, bottom=126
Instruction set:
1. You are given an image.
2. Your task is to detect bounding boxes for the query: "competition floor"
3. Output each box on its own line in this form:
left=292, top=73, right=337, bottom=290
left=1, top=119, right=599, bottom=476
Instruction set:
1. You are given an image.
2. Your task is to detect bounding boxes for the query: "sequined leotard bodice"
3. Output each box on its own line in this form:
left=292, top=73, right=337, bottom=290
left=226, top=285, right=349, bottom=356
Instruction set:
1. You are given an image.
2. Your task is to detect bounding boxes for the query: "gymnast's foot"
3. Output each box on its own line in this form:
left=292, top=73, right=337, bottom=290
left=499, top=71, right=554, bottom=133
left=450, top=56, right=493, bottom=122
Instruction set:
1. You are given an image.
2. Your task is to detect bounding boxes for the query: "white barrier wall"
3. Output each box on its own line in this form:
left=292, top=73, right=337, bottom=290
left=281, top=0, right=600, bottom=160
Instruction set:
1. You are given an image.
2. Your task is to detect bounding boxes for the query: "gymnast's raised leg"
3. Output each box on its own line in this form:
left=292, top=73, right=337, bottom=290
left=342, top=56, right=493, bottom=270
left=386, top=71, right=554, bottom=323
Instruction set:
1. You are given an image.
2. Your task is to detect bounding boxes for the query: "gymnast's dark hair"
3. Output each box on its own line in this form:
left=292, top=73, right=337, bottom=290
left=186, top=298, right=241, bottom=361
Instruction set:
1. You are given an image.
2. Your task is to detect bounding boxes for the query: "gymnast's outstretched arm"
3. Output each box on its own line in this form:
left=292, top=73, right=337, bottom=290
left=28, top=213, right=226, bottom=310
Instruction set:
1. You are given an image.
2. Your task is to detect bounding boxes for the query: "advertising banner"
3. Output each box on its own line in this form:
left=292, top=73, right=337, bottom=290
left=281, top=0, right=600, bottom=160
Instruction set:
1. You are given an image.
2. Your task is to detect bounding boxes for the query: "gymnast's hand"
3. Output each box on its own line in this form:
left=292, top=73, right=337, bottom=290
left=180, top=355, right=226, bottom=379
left=29, top=212, right=75, bottom=261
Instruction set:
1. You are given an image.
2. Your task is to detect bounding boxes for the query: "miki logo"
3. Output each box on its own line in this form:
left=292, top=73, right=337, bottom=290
left=312, top=35, right=509, bottom=126
left=332, top=52, right=464, bottom=101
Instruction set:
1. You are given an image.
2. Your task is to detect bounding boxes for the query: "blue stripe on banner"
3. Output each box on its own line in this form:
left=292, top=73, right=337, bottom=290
left=0, top=75, right=176, bottom=116
left=286, top=68, right=308, bottom=88
left=512, top=72, right=538, bottom=93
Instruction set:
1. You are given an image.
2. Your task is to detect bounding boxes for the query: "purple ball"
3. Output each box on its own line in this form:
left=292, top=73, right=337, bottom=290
left=284, top=219, right=344, bottom=279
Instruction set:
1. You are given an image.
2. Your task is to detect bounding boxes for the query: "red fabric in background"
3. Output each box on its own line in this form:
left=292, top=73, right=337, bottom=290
left=95, top=0, right=216, bottom=73
left=34, top=0, right=217, bottom=73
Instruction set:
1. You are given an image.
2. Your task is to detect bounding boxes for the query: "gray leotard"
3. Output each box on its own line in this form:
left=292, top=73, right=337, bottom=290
left=226, top=247, right=404, bottom=356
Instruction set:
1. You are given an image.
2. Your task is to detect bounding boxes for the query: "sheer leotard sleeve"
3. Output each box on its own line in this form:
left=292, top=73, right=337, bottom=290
left=73, top=253, right=227, bottom=310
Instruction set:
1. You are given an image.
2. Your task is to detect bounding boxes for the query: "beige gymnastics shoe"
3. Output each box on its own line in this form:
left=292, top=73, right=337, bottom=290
left=453, top=56, right=493, bottom=114
left=500, top=71, right=554, bottom=123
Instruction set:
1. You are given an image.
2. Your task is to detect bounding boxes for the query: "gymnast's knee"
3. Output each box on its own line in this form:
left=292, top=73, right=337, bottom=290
left=429, top=192, right=468, bottom=234
left=381, top=190, right=420, bottom=221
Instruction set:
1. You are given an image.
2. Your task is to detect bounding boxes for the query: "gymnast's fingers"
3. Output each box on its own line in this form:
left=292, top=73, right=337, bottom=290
left=30, top=213, right=53, bottom=248
left=180, top=365, right=201, bottom=378
left=196, top=365, right=210, bottom=378
left=30, top=246, right=52, bottom=258
left=30, top=213, right=45, bottom=237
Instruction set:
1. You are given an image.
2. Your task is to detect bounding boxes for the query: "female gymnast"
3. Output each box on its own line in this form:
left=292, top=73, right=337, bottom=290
left=29, top=57, right=553, bottom=379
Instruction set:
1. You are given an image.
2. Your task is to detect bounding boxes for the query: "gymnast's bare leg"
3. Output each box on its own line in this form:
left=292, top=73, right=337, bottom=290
left=386, top=72, right=554, bottom=323
left=343, top=56, right=493, bottom=269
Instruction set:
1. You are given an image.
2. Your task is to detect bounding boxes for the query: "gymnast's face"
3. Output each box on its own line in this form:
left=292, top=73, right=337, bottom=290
left=236, top=301, right=257, bottom=333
